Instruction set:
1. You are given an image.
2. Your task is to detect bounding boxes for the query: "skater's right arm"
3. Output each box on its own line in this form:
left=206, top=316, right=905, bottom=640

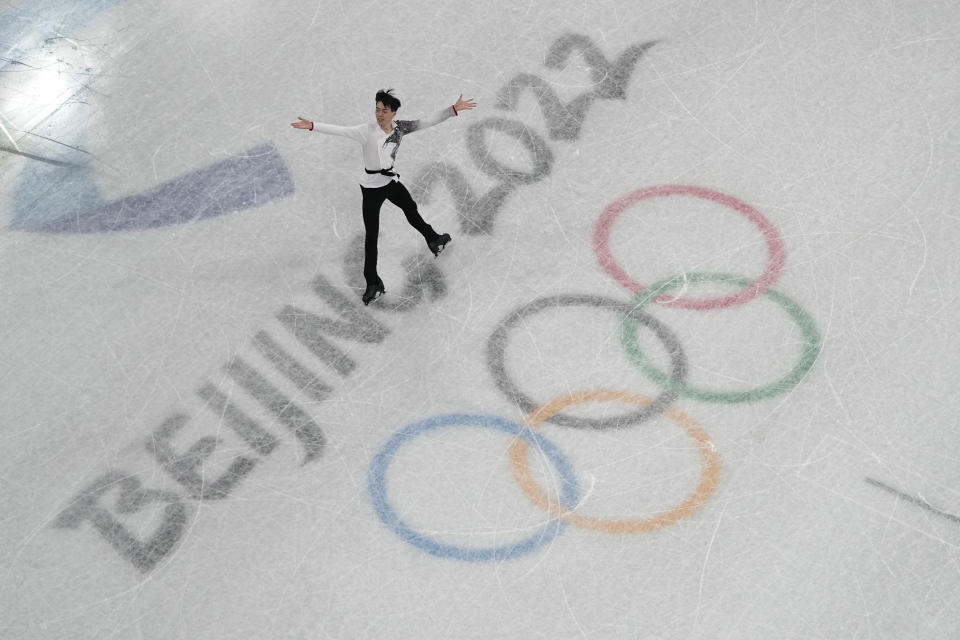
left=290, top=117, right=366, bottom=142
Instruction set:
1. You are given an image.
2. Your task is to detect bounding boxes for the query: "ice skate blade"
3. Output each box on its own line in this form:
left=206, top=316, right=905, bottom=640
left=429, top=234, right=452, bottom=258
left=362, top=284, right=385, bottom=305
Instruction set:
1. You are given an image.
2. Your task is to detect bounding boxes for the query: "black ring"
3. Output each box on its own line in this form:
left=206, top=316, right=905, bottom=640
left=486, top=294, right=687, bottom=429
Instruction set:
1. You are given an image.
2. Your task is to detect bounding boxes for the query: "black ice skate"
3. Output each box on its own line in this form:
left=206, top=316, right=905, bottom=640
left=362, top=280, right=385, bottom=305
left=428, top=233, right=451, bottom=258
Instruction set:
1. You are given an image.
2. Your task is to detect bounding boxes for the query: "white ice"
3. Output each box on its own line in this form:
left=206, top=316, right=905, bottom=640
left=1, top=1, right=959, bottom=638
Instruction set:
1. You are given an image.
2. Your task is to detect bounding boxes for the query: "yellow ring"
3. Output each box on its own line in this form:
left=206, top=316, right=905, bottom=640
left=509, top=390, right=721, bottom=533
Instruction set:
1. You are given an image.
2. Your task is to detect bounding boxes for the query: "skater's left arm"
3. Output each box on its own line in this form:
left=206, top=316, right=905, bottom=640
left=453, top=94, right=477, bottom=115
left=400, top=94, right=477, bottom=133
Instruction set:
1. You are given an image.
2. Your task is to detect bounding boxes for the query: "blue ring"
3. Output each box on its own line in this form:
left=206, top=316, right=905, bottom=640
left=367, top=413, right=581, bottom=561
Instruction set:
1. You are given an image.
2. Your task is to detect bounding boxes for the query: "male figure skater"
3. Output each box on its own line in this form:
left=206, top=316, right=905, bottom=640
left=291, top=89, right=477, bottom=304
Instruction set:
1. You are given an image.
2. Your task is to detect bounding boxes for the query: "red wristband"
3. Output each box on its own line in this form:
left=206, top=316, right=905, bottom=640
left=309, top=121, right=314, bottom=131
left=452, top=104, right=458, bottom=116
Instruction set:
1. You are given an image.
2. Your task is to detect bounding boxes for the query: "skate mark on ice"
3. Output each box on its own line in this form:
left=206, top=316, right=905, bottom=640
left=866, top=477, right=960, bottom=525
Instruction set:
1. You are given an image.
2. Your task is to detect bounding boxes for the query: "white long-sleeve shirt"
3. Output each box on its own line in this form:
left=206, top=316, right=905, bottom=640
left=310, top=106, right=457, bottom=188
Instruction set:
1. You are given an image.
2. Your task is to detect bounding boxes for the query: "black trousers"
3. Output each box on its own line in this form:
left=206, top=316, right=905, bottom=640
left=360, top=180, right=440, bottom=286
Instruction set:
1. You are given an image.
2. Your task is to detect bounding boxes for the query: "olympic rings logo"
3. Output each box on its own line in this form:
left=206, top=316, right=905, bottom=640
left=368, top=184, right=822, bottom=561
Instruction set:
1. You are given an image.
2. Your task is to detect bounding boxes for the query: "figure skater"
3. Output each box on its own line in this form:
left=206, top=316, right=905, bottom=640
left=291, top=89, right=477, bottom=304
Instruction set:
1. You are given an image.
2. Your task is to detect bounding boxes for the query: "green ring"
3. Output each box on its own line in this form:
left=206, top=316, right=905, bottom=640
left=621, top=272, right=821, bottom=404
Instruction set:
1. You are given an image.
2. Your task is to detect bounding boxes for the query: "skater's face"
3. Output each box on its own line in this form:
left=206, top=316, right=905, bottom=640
left=375, top=101, right=396, bottom=130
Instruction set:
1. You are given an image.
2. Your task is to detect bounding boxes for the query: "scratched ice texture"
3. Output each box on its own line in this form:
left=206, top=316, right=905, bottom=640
left=1, top=0, right=959, bottom=638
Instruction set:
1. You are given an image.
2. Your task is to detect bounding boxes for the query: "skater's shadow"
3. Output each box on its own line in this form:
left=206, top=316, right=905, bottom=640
left=344, top=233, right=447, bottom=312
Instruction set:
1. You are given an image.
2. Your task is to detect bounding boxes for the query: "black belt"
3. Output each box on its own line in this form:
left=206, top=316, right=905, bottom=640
left=365, top=167, right=398, bottom=178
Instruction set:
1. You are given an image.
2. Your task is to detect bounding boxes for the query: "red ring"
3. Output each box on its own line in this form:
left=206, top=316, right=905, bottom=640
left=594, top=185, right=786, bottom=310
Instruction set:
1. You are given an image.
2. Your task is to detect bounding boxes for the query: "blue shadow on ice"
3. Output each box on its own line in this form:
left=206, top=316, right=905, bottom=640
left=12, top=143, right=295, bottom=233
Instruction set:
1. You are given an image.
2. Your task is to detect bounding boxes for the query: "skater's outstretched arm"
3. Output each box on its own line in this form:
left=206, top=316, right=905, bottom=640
left=453, top=94, right=477, bottom=114
left=398, top=94, right=477, bottom=134
left=290, top=117, right=366, bottom=142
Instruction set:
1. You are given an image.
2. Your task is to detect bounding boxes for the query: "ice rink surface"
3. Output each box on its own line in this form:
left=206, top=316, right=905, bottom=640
left=2, top=0, right=959, bottom=638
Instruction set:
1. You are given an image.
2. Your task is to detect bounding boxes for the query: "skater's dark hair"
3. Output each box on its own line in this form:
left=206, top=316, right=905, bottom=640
left=375, top=88, right=401, bottom=112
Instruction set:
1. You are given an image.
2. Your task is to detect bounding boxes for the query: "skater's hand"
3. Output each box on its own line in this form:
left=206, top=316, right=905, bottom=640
left=291, top=117, right=314, bottom=130
left=453, top=95, right=476, bottom=113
